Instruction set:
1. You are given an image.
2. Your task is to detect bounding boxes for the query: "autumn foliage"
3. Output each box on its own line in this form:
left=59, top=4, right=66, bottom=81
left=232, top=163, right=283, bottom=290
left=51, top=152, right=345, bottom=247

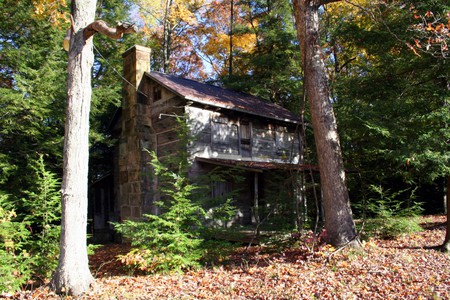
left=32, top=0, right=69, bottom=26
left=409, top=5, right=450, bottom=57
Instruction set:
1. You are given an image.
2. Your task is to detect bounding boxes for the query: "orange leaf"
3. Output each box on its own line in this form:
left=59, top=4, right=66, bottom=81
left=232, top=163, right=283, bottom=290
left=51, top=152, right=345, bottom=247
left=435, top=23, right=444, bottom=33
left=406, top=42, right=422, bottom=57
left=414, top=39, right=422, bottom=48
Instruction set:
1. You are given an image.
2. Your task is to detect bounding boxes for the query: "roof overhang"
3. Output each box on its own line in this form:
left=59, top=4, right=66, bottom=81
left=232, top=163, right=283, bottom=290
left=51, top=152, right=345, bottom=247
left=146, top=72, right=302, bottom=125
left=184, top=95, right=302, bottom=125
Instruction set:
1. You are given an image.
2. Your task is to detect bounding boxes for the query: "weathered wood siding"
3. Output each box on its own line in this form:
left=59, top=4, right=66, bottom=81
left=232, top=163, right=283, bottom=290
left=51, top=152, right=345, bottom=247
left=186, top=106, right=300, bottom=163
left=149, top=85, right=185, bottom=161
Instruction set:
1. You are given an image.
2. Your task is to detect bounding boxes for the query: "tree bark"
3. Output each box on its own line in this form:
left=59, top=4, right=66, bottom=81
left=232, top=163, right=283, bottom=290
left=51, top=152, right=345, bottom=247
left=50, top=2, right=137, bottom=296
left=292, top=0, right=359, bottom=247
left=229, top=0, right=234, bottom=77
left=163, top=0, right=174, bottom=73
left=442, top=176, right=450, bottom=252
left=50, top=1, right=97, bottom=296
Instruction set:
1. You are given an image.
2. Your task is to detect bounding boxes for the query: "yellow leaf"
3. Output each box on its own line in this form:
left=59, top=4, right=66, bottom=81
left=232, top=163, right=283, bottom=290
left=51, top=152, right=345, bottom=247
left=35, top=3, right=44, bottom=15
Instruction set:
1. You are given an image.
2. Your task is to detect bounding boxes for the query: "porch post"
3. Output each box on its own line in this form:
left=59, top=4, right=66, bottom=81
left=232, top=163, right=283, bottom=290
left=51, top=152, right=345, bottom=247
left=254, top=172, right=260, bottom=237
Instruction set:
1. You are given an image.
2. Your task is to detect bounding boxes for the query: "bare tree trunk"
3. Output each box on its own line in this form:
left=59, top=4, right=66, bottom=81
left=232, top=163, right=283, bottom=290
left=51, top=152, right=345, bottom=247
left=50, top=1, right=97, bottom=295
left=163, top=0, right=174, bottom=73
left=442, top=176, right=450, bottom=252
left=292, top=0, right=358, bottom=247
left=229, top=0, right=234, bottom=77
left=50, top=2, right=137, bottom=295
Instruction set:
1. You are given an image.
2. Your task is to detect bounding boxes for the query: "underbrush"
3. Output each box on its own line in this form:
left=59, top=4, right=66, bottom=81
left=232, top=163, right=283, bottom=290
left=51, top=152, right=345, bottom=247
left=0, top=156, right=61, bottom=293
left=356, top=185, right=425, bottom=240
left=358, top=216, right=424, bottom=240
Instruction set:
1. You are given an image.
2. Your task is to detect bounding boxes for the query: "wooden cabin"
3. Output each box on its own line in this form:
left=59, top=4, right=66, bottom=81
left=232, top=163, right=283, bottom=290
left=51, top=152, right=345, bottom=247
left=89, top=45, right=309, bottom=241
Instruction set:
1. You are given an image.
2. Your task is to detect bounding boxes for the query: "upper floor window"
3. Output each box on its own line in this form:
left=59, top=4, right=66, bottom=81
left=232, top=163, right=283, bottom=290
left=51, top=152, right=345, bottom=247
left=153, top=86, right=162, bottom=101
left=240, top=119, right=251, bottom=143
left=211, top=116, right=239, bottom=155
left=240, top=119, right=251, bottom=157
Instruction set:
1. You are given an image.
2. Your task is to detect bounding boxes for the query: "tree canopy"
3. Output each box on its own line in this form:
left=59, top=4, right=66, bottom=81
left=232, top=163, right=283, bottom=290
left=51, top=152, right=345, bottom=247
left=324, top=0, right=449, bottom=209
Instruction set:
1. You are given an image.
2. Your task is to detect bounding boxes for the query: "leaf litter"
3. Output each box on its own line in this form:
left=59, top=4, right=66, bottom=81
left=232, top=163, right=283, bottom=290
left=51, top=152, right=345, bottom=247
left=7, top=215, right=450, bottom=299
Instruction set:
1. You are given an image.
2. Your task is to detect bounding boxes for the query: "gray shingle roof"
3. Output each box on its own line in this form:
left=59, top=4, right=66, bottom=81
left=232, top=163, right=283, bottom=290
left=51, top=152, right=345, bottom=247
left=147, top=71, right=301, bottom=124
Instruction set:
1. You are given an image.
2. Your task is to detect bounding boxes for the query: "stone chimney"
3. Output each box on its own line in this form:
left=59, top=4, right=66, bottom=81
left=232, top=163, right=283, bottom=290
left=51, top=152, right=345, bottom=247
left=118, top=45, right=153, bottom=221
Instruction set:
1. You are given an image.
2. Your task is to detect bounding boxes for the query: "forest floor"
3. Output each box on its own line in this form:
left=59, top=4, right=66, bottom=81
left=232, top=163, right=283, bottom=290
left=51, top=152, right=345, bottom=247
left=8, top=215, right=450, bottom=299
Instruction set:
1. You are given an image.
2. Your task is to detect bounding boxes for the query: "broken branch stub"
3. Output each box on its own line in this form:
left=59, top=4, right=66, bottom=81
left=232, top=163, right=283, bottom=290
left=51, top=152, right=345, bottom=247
left=83, top=20, right=138, bottom=40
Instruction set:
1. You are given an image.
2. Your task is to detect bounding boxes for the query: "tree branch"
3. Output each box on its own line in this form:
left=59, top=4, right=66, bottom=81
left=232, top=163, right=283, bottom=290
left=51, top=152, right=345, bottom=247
left=83, top=20, right=138, bottom=40
left=320, top=0, right=342, bottom=5
left=337, top=57, right=357, bottom=73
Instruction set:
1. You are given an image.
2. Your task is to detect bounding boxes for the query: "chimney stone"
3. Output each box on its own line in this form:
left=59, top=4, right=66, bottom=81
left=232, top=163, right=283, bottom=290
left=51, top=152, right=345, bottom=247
left=118, top=45, right=152, bottom=222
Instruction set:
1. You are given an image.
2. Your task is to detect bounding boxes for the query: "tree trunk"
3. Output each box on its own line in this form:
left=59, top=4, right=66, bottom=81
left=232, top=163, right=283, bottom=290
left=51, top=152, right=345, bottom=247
left=50, top=1, right=136, bottom=295
left=50, top=0, right=97, bottom=295
left=442, top=176, right=450, bottom=252
left=163, top=0, right=174, bottom=73
left=292, top=0, right=358, bottom=247
left=229, top=0, right=234, bottom=77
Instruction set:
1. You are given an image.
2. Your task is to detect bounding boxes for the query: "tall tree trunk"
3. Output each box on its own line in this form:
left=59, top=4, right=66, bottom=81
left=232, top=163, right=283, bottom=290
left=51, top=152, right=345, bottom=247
left=229, top=0, right=234, bottom=77
left=442, top=176, right=450, bottom=252
left=49, top=1, right=136, bottom=295
left=50, top=0, right=96, bottom=295
left=292, top=0, right=358, bottom=247
left=163, top=0, right=173, bottom=73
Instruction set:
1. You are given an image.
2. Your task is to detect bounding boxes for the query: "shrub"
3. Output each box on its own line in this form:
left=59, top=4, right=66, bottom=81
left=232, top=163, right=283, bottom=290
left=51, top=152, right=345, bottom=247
left=0, top=156, right=61, bottom=292
left=115, top=213, right=205, bottom=274
left=205, top=198, right=238, bottom=228
left=199, top=239, right=237, bottom=267
left=194, top=166, right=243, bottom=228
left=361, top=216, right=423, bottom=239
left=0, top=195, right=32, bottom=293
left=114, top=151, right=205, bottom=274
left=359, top=185, right=424, bottom=239
left=21, top=155, right=61, bottom=280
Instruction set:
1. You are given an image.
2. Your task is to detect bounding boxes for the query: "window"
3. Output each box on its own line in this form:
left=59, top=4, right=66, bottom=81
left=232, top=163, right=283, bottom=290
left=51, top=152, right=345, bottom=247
left=211, top=117, right=239, bottom=155
left=153, top=86, right=162, bottom=101
left=275, top=126, right=298, bottom=160
left=240, top=119, right=251, bottom=142
left=240, top=119, right=251, bottom=157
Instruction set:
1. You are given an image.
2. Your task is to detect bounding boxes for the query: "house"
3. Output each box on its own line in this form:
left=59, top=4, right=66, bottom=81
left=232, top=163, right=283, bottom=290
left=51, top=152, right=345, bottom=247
left=89, top=45, right=311, bottom=241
